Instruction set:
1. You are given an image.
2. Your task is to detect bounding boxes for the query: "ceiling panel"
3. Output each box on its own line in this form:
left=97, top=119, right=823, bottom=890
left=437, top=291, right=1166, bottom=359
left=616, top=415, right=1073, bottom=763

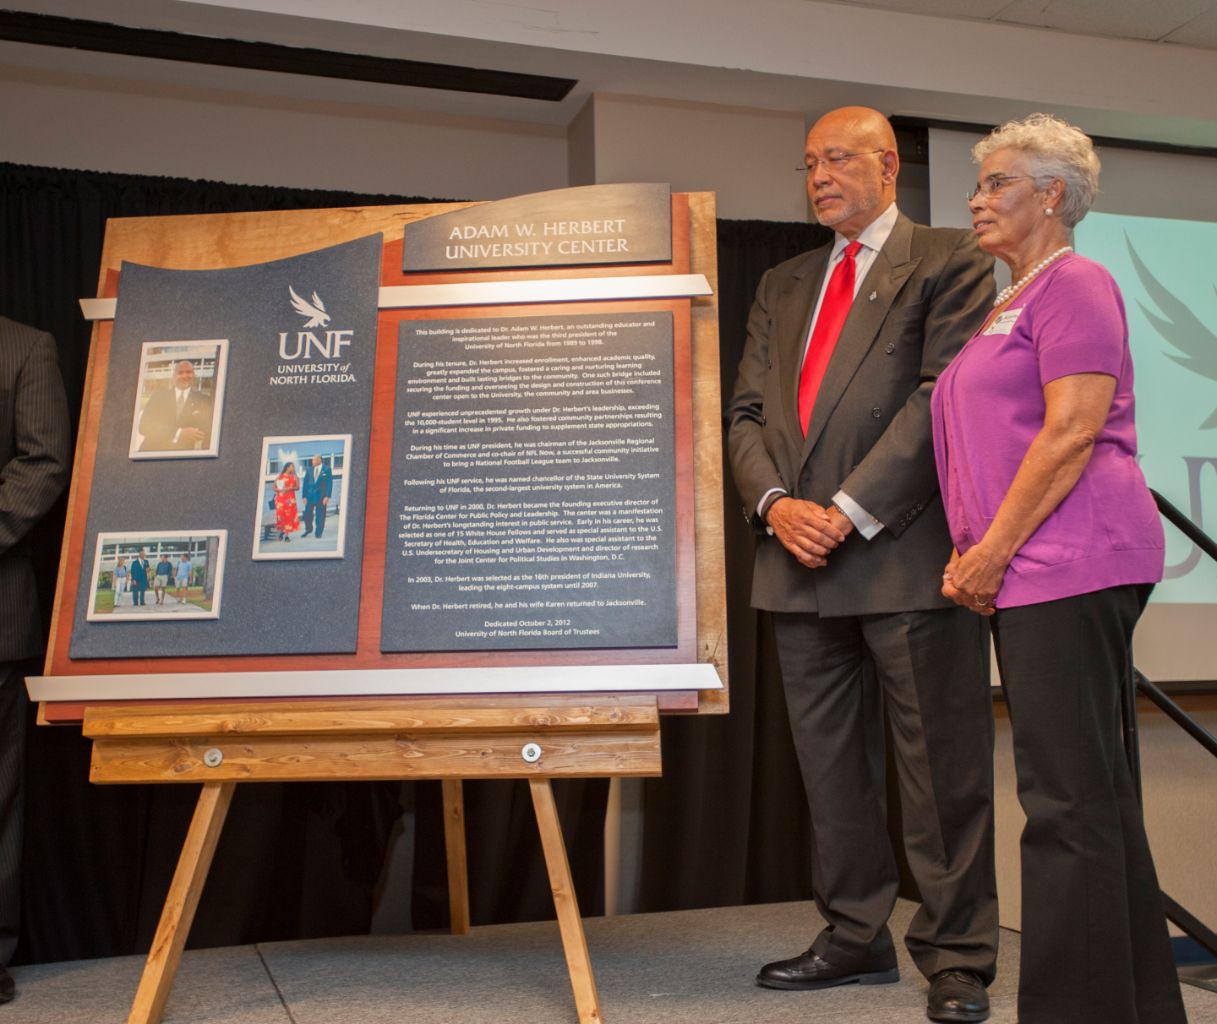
left=993, top=0, right=1216, bottom=42
left=820, top=0, right=1010, bottom=17
left=1164, top=7, right=1217, bottom=45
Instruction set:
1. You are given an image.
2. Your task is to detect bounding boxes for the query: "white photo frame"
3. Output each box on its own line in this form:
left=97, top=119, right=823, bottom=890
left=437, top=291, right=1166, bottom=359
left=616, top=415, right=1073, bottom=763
left=128, top=339, right=229, bottom=459
left=86, top=530, right=228, bottom=622
left=251, top=434, right=352, bottom=561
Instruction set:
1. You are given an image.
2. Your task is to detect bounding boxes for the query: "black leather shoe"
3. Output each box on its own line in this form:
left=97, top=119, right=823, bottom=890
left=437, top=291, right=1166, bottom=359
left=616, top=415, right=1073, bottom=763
left=0, top=965, right=14, bottom=1004
left=756, top=947, right=899, bottom=990
left=927, top=969, right=989, bottom=1022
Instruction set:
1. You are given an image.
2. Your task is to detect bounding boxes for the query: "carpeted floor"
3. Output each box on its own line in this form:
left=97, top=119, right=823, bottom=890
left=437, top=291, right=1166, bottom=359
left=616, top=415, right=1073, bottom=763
left=7, top=898, right=1216, bottom=1023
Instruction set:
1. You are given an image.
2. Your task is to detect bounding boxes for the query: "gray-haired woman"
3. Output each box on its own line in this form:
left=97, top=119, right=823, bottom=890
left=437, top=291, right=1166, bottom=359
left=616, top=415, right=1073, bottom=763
left=932, top=113, right=1187, bottom=1023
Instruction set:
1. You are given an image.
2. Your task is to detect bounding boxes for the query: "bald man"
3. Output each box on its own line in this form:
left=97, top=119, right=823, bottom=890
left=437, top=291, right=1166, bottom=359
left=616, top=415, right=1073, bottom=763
left=727, top=108, right=998, bottom=1022
left=138, top=359, right=212, bottom=453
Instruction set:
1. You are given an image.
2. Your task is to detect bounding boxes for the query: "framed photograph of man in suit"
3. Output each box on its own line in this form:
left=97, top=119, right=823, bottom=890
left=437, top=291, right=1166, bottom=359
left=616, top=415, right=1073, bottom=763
left=128, top=340, right=228, bottom=459
left=85, top=530, right=227, bottom=621
left=252, top=434, right=351, bottom=561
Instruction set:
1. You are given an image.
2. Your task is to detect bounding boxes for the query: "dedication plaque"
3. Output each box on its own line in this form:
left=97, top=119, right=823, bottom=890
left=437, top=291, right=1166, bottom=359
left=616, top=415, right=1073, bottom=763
left=381, top=311, right=678, bottom=652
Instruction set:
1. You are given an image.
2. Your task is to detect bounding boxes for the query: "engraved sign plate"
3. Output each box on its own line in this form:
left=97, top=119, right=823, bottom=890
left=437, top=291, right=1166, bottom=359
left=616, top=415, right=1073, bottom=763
left=403, top=183, right=672, bottom=272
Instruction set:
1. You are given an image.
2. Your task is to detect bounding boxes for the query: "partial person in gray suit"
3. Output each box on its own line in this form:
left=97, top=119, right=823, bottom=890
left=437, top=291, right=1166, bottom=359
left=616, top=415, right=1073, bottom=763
left=0, top=316, right=71, bottom=1003
left=727, top=108, right=998, bottom=1023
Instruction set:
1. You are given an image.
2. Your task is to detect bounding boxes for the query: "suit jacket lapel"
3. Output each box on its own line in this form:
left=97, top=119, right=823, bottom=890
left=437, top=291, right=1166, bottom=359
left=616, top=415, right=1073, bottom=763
left=775, top=247, right=830, bottom=442
left=801, top=214, right=921, bottom=460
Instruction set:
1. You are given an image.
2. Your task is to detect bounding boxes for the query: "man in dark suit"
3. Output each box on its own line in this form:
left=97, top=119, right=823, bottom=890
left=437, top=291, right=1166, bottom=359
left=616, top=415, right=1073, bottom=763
left=128, top=548, right=151, bottom=607
left=137, top=359, right=212, bottom=452
left=300, top=454, right=333, bottom=539
left=0, top=317, right=70, bottom=1003
left=727, top=107, right=998, bottom=1023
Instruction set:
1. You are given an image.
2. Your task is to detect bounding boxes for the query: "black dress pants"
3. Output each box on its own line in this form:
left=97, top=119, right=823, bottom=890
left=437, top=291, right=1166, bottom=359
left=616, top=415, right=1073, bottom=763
left=773, top=606, right=998, bottom=982
left=992, top=585, right=1187, bottom=1024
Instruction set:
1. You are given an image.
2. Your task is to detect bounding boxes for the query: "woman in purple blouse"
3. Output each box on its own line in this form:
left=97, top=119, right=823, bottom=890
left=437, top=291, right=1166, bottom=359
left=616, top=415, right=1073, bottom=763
left=931, top=114, right=1186, bottom=1024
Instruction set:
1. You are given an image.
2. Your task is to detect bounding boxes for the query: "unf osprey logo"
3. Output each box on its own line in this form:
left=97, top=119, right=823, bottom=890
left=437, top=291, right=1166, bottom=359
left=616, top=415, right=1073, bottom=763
left=1126, top=234, right=1217, bottom=429
left=279, top=286, right=352, bottom=360
left=289, top=286, right=331, bottom=328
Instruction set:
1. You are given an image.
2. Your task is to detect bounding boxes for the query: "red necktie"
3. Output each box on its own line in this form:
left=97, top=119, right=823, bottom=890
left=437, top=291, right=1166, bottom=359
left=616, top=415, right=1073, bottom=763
left=798, top=240, right=862, bottom=434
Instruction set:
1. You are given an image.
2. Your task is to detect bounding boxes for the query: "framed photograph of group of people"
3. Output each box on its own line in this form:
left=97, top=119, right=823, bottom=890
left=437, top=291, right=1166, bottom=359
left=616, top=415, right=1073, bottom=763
left=86, top=531, right=227, bottom=622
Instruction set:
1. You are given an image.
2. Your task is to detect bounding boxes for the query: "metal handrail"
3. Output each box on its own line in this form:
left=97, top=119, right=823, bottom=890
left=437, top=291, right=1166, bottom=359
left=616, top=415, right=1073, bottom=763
left=1124, top=491, right=1217, bottom=961
left=1150, top=488, right=1217, bottom=563
left=1136, top=671, right=1217, bottom=758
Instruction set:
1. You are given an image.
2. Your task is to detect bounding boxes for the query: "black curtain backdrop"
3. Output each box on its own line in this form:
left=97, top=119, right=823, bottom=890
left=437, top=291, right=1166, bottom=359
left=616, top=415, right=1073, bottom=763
left=0, top=161, right=831, bottom=965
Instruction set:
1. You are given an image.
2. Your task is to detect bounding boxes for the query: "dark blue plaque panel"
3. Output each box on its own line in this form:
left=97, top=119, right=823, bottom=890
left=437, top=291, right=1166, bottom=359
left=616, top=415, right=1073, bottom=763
left=70, top=235, right=382, bottom=658
left=381, top=312, right=678, bottom=652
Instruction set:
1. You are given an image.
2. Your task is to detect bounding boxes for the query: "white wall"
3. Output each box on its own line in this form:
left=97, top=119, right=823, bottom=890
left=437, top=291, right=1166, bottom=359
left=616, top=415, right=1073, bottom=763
left=929, top=126, right=1217, bottom=227
left=0, top=63, right=567, bottom=200
left=0, top=59, right=814, bottom=219
left=197, top=0, right=1217, bottom=141
left=0, top=66, right=814, bottom=218
left=574, top=94, right=808, bottom=221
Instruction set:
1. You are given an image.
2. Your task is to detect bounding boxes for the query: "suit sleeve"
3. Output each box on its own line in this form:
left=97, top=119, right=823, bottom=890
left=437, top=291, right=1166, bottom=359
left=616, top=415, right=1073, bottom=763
left=0, top=331, right=71, bottom=555
left=726, top=267, right=789, bottom=532
left=838, top=230, right=994, bottom=537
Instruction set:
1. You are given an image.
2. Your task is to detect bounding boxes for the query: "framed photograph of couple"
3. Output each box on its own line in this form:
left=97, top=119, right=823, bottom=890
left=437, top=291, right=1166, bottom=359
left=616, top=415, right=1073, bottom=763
left=85, top=530, right=228, bottom=622
left=128, top=339, right=229, bottom=459
left=252, top=434, right=352, bottom=561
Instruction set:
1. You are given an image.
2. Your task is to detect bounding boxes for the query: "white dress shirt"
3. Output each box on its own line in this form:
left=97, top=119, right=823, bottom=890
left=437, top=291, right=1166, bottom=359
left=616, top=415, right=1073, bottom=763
left=760, top=203, right=900, bottom=540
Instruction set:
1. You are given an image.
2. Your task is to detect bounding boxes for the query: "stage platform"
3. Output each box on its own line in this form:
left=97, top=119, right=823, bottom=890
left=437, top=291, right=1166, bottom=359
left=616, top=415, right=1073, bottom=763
left=8, top=898, right=1216, bottom=1023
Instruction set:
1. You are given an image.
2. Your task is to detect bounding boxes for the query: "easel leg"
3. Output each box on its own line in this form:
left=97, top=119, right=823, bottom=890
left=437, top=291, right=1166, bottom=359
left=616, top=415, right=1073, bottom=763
left=128, top=781, right=236, bottom=1024
left=529, top=778, right=603, bottom=1024
left=441, top=779, right=470, bottom=934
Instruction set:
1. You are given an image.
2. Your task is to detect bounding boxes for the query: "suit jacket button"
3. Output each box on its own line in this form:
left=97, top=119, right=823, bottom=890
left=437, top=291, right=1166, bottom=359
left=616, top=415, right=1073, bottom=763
left=871, top=408, right=881, bottom=418
left=885, top=343, right=895, bottom=354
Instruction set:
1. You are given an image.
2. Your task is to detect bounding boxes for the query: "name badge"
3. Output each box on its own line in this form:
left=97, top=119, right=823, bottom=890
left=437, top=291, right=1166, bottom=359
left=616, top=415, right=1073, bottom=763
left=984, top=307, right=1023, bottom=335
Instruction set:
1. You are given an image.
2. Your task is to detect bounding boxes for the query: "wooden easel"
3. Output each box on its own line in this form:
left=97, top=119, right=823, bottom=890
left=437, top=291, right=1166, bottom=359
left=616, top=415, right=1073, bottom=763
left=84, top=694, right=661, bottom=1024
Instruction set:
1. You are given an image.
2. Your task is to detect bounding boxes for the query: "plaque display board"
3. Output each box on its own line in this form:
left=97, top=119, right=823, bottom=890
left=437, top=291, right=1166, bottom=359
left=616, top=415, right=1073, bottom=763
left=36, top=187, right=728, bottom=717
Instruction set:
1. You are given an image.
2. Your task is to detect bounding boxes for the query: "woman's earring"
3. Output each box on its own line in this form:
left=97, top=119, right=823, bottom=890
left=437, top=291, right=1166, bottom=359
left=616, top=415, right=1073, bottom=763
left=1044, top=207, right=1054, bottom=216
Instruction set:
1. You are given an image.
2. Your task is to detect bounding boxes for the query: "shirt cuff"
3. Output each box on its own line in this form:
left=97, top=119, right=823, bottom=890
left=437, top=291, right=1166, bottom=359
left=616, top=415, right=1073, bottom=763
left=758, top=488, right=787, bottom=536
left=832, top=490, right=884, bottom=540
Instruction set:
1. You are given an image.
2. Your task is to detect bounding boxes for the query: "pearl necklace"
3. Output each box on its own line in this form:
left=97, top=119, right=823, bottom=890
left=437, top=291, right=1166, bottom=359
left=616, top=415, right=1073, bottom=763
left=993, top=246, right=1073, bottom=307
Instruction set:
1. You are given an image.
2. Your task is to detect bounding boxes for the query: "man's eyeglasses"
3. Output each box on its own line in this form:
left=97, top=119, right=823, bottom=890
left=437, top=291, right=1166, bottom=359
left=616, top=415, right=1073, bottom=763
left=798, top=149, right=884, bottom=175
left=967, top=175, right=1034, bottom=202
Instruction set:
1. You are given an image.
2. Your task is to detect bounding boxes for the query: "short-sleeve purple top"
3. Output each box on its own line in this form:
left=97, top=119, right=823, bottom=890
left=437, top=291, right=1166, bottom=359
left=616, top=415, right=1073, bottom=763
left=931, top=253, right=1163, bottom=608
